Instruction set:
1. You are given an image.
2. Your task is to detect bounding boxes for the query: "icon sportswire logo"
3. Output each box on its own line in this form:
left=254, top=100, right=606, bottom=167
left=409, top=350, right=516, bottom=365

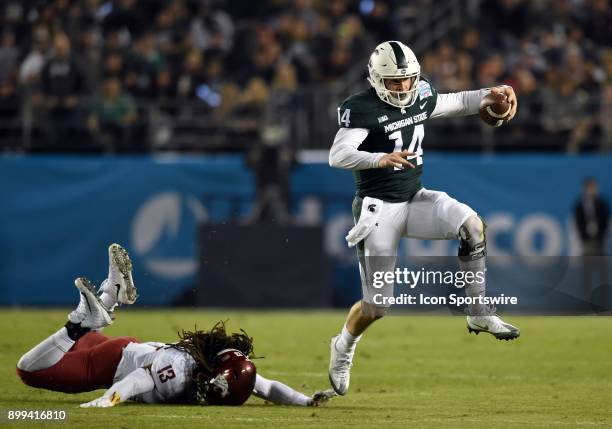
left=131, top=192, right=208, bottom=279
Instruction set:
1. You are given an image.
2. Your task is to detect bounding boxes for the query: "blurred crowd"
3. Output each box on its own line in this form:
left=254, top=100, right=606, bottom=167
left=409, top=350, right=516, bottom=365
left=0, top=0, right=380, bottom=152
left=0, top=0, right=610, bottom=153
left=423, top=0, right=612, bottom=152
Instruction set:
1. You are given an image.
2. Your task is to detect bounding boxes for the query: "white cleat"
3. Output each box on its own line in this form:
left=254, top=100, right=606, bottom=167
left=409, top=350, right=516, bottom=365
left=69, top=277, right=113, bottom=329
left=101, top=243, right=137, bottom=305
left=467, top=315, right=520, bottom=341
left=328, top=335, right=354, bottom=395
left=309, top=389, right=337, bottom=407
left=68, top=285, right=90, bottom=325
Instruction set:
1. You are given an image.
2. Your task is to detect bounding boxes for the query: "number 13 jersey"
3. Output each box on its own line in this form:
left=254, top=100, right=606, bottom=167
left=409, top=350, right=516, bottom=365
left=113, top=342, right=197, bottom=404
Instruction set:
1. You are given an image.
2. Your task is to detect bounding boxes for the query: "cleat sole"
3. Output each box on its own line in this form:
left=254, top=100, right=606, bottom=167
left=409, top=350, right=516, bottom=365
left=110, top=244, right=138, bottom=304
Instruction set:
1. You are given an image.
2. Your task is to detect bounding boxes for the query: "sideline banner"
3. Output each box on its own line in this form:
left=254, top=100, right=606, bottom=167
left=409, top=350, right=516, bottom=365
left=1, top=154, right=610, bottom=306
left=0, top=155, right=254, bottom=305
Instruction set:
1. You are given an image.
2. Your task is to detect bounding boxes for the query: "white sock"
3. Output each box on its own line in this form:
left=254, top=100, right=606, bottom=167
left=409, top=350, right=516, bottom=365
left=17, top=327, right=74, bottom=372
left=336, top=324, right=361, bottom=353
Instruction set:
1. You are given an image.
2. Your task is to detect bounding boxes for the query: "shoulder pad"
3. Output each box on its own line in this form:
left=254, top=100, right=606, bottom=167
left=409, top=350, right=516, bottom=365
left=337, top=89, right=384, bottom=129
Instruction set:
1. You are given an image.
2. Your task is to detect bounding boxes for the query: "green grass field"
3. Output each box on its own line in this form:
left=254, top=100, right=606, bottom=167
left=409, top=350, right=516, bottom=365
left=1, top=309, right=611, bottom=428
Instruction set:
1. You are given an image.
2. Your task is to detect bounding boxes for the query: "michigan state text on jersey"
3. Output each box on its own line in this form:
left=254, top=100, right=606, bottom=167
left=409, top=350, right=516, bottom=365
left=327, top=40, right=521, bottom=397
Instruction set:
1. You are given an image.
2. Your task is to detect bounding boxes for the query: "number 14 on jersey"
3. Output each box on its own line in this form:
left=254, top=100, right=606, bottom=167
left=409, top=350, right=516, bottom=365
left=388, top=124, right=423, bottom=169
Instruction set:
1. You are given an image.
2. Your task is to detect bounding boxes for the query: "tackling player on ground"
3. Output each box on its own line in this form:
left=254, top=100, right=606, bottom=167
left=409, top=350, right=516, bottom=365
left=328, top=41, right=520, bottom=396
left=16, top=244, right=335, bottom=407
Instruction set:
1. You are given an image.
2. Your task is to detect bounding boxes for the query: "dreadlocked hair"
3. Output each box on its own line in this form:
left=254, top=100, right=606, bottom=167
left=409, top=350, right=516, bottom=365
left=170, top=320, right=255, bottom=374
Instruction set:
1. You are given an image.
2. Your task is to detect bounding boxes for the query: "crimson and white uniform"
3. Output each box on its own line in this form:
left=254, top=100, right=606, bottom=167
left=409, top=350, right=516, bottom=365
left=112, top=342, right=311, bottom=405
left=17, top=331, right=312, bottom=407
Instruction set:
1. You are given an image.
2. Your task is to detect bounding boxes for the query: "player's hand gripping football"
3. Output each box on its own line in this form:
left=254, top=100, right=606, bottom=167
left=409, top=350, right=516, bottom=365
left=309, top=389, right=337, bottom=407
left=489, top=85, right=518, bottom=121
left=378, top=150, right=416, bottom=169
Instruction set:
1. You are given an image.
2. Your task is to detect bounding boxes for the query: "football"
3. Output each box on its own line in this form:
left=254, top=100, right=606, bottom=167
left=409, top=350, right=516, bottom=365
left=479, top=92, right=511, bottom=127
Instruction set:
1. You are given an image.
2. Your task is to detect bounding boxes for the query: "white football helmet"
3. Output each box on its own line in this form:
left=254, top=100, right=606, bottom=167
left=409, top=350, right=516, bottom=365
left=367, top=41, right=421, bottom=108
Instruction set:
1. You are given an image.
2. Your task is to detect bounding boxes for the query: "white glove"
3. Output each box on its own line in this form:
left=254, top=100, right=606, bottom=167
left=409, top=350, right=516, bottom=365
left=80, top=392, right=122, bottom=408
left=308, top=389, right=337, bottom=407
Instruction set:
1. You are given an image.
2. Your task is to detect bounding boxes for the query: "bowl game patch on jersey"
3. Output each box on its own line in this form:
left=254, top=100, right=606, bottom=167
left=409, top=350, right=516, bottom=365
left=417, top=80, right=433, bottom=99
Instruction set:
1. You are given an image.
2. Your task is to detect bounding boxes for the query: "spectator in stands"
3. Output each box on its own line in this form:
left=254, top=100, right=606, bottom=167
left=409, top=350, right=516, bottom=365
left=601, top=82, right=612, bottom=152
left=360, top=0, right=394, bottom=42
left=321, top=15, right=369, bottom=82
left=275, top=12, right=318, bottom=83
left=0, top=29, right=19, bottom=87
left=124, top=32, right=166, bottom=98
left=173, top=49, right=209, bottom=118
left=476, top=54, right=507, bottom=88
left=434, top=41, right=474, bottom=92
left=38, top=32, right=89, bottom=152
left=583, top=0, right=612, bottom=46
left=18, top=25, right=50, bottom=88
left=190, top=1, right=234, bottom=55
left=102, top=0, right=145, bottom=40
left=102, top=50, right=126, bottom=81
left=0, top=28, right=20, bottom=147
left=506, top=65, right=541, bottom=139
left=155, top=3, right=190, bottom=73
left=249, top=27, right=281, bottom=85
left=176, top=50, right=208, bottom=101
left=226, top=77, right=270, bottom=144
left=541, top=74, right=592, bottom=153
left=88, top=76, right=139, bottom=152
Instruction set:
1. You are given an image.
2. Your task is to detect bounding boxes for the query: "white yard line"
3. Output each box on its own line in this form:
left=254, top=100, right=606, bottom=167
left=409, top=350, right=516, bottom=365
left=94, top=413, right=611, bottom=426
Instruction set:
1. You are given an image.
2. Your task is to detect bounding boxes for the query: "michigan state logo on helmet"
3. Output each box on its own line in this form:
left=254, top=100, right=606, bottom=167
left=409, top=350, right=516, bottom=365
left=367, top=41, right=421, bottom=108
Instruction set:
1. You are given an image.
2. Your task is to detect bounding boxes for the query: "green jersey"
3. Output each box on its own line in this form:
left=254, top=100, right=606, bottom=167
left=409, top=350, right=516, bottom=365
left=337, top=78, right=438, bottom=202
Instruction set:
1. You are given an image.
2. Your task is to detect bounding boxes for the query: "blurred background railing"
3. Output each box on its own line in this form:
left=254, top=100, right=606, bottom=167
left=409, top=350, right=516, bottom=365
left=4, top=88, right=608, bottom=153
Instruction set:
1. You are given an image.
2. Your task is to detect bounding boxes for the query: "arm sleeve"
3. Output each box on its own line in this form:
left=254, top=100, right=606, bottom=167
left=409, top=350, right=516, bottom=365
left=329, top=128, right=385, bottom=170
left=252, top=373, right=311, bottom=406
left=429, top=89, right=491, bottom=119
left=101, top=367, right=155, bottom=403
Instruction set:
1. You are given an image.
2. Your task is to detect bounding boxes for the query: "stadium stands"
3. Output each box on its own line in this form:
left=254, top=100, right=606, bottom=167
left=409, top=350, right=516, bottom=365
left=0, top=0, right=610, bottom=153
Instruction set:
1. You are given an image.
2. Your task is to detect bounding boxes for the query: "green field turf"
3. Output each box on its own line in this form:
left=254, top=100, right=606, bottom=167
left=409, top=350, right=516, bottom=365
left=1, top=309, right=611, bottom=428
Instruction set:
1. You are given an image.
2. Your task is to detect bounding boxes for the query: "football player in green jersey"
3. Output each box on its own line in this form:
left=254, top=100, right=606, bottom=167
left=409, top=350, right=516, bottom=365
left=328, top=41, right=520, bottom=396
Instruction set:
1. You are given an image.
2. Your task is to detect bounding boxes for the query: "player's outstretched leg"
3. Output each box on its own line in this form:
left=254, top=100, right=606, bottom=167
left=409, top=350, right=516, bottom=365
left=17, top=277, right=113, bottom=385
left=99, top=243, right=138, bottom=310
left=459, top=216, right=520, bottom=340
left=18, top=280, right=135, bottom=393
left=329, top=301, right=382, bottom=395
